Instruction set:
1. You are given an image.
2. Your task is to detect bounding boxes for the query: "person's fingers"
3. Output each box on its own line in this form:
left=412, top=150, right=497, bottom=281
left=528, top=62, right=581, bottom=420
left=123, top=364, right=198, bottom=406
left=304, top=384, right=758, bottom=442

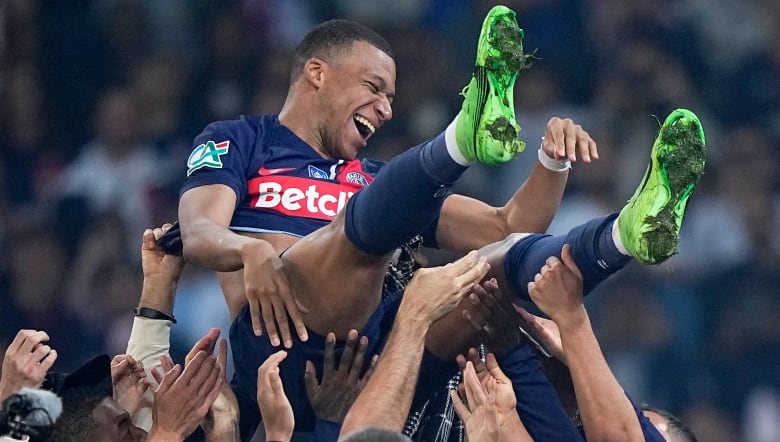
left=142, top=229, right=157, bottom=250
left=563, top=120, right=578, bottom=162
left=484, top=353, right=510, bottom=383
left=303, top=360, right=319, bottom=399
left=249, top=297, right=266, bottom=339
left=577, top=131, right=592, bottom=163
left=268, top=366, right=286, bottom=398
left=348, top=335, right=369, bottom=381
left=160, top=354, right=175, bottom=373
left=454, top=256, right=490, bottom=289
left=462, top=362, right=486, bottom=407
left=548, top=120, right=566, bottom=159
left=450, top=389, right=471, bottom=420
left=180, top=351, right=209, bottom=386
left=196, top=358, right=221, bottom=397
left=560, top=244, right=582, bottom=279
left=456, top=354, right=467, bottom=371
left=339, top=330, right=359, bottom=374
left=323, top=332, right=337, bottom=378
left=284, top=291, right=309, bottom=343
left=187, top=328, right=219, bottom=365
left=217, top=339, right=228, bottom=380
left=38, top=349, right=57, bottom=372
left=270, top=297, right=293, bottom=349
left=258, top=350, right=288, bottom=378
left=260, top=297, right=280, bottom=346
left=157, top=364, right=182, bottom=392
left=18, top=330, right=48, bottom=355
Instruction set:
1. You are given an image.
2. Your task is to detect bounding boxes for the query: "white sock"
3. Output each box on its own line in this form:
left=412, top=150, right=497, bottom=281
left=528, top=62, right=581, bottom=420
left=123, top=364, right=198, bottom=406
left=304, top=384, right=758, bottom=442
left=612, top=217, right=630, bottom=256
left=445, top=115, right=474, bottom=166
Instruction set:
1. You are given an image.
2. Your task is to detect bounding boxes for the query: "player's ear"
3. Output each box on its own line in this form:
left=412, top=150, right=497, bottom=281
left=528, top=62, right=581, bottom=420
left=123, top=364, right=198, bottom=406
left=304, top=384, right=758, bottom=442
left=303, top=57, right=326, bottom=89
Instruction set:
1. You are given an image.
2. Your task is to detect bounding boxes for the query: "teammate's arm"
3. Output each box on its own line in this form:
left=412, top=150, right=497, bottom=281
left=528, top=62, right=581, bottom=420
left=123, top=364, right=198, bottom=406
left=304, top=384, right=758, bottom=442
left=527, top=244, right=644, bottom=442
left=179, top=184, right=307, bottom=348
left=435, top=117, right=598, bottom=253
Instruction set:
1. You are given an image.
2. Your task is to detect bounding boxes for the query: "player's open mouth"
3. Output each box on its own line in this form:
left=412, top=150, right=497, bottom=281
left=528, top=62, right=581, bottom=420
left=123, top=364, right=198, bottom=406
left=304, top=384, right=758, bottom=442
left=353, top=114, right=376, bottom=140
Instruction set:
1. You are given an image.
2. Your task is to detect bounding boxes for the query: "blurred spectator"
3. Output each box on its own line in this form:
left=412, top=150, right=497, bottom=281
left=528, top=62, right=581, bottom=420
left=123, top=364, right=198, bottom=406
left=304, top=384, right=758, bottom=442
left=55, top=86, right=165, bottom=248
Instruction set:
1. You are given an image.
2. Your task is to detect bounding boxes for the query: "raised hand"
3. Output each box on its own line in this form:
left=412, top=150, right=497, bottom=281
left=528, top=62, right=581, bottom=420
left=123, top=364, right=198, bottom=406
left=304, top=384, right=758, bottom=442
left=111, top=354, right=151, bottom=416
left=142, top=224, right=185, bottom=282
left=541, top=117, right=598, bottom=164
left=452, top=354, right=532, bottom=442
left=304, top=330, right=376, bottom=423
left=149, top=350, right=224, bottom=441
left=0, top=330, right=57, bottom=402
left=461, top=279, right=526, bottom=357
left=257, top=350, right=294, bottom=442
left=241, top=241, right=309, bottom=348
left=400, top=250, right=490, bottom=324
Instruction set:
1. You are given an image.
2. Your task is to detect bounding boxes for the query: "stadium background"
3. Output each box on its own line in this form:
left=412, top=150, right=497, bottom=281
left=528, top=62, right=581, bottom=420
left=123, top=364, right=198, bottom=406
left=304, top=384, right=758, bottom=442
left=1, top=1, right=778, bottom=440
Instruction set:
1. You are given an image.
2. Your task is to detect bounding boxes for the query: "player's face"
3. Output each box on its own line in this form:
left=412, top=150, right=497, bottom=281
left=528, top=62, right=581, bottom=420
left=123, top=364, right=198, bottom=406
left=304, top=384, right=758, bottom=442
left=318, top=41, right=396, bottom=159
left=91, top=397, right=148, bottom=441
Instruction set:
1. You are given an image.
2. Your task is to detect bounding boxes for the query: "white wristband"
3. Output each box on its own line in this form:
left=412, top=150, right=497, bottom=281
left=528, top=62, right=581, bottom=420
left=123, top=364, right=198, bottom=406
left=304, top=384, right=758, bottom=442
left=537, top=138, right=571, bottom=172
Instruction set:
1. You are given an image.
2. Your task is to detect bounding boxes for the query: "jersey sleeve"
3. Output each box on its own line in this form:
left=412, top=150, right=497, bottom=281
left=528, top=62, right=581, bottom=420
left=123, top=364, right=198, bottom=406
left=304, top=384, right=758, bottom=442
left=180, top=120, right=258, bottom=205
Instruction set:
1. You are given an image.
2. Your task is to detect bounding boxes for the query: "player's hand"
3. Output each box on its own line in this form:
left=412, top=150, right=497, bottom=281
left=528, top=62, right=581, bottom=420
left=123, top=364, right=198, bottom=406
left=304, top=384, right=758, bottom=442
left=150, top=350, right=223, bottom=440
left=142, top=223, right=185, bottom=283
left=526, top=244, right=586, bottom=325
left=515, top=306, right=566, bottom=364
left=0, top=330, right=58, bottom=402
left=400, top=250, right=490, bottom=324
left=461, top=279, right=524, bottom=357
left=111, top=354, right=151, bottom=416
left=304, top=330, right=377, bottom=423
left=257, top=350, right=294, bottom=442
left=242, top=241, right=309, bottom=348
left=451, top=360, right=500, bottom=441
left=542, top=117, right=598, bottom=163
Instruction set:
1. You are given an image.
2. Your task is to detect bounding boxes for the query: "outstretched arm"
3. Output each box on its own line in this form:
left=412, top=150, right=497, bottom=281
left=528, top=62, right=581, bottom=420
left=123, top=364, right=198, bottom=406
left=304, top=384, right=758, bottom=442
left=527, top=244, right=643, bottom=442
left=436, top=117, right=598, bottom=252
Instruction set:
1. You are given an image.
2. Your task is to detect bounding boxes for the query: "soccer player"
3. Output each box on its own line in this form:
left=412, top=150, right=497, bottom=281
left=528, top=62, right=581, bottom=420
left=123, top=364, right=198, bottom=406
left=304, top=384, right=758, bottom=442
left=174, top=5, right=706, bottom=439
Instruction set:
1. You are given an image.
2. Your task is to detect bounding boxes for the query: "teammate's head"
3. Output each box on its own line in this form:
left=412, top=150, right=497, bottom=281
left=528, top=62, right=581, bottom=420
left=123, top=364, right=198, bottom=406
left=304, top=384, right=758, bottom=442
left=641, top=405, right=698, bottom=442
left=287, top=19, right=396, bottom=160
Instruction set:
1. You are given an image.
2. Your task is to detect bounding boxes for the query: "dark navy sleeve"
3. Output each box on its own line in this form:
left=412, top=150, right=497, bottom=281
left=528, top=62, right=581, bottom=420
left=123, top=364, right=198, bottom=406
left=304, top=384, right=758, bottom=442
left=181, top=119, right=259, bottom=205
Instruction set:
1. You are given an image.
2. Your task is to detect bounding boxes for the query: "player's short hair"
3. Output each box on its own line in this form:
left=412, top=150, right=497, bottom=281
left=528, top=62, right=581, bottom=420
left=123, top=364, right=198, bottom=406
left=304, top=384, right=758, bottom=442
left=641, top=405, right=698, bottom=442
left=290, top=19, right=394, bottom=82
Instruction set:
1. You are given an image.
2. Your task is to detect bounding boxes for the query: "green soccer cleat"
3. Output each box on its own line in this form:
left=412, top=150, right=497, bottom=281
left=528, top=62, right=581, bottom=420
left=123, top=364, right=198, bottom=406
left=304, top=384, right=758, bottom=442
left=618, top=108, right=707, bottom=264
left=455, top=5, right=529, bottom=166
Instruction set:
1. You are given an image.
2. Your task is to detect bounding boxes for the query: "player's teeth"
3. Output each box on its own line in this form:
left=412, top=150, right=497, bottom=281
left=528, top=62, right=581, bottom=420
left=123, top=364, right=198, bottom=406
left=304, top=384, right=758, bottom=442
left=354, top=115, right=375, bottom=135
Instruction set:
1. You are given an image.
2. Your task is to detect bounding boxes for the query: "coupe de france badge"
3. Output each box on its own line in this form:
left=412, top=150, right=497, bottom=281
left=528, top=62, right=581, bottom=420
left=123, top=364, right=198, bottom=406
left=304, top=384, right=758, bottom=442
left=187, top=140, right=230, bottom=176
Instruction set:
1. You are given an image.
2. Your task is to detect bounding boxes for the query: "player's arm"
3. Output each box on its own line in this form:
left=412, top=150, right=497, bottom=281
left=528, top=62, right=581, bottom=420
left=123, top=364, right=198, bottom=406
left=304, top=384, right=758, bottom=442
left=528, top=245, right=644, bottom=442
left=179, top=184, right=306, bottom=347
left=436, top=117, right=597, bottom=253
left=178, top=183, right=274, bottom=272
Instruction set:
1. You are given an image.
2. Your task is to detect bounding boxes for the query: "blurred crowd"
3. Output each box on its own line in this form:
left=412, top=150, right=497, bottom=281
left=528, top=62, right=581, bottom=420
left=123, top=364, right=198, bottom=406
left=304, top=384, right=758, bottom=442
left=1, top=1, right=779, bottom=441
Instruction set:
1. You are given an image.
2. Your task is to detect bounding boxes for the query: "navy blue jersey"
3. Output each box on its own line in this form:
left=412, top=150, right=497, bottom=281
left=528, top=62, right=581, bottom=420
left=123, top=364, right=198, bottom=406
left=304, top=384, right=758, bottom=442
left=182, top=114, right=383, bottom=237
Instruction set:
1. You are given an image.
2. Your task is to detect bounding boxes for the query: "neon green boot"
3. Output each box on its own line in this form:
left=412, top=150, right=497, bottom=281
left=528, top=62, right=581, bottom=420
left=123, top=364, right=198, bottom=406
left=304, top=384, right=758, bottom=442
left=618, top=109, right=707, bottom=264
left=455, top=5, right=528, bottom=165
